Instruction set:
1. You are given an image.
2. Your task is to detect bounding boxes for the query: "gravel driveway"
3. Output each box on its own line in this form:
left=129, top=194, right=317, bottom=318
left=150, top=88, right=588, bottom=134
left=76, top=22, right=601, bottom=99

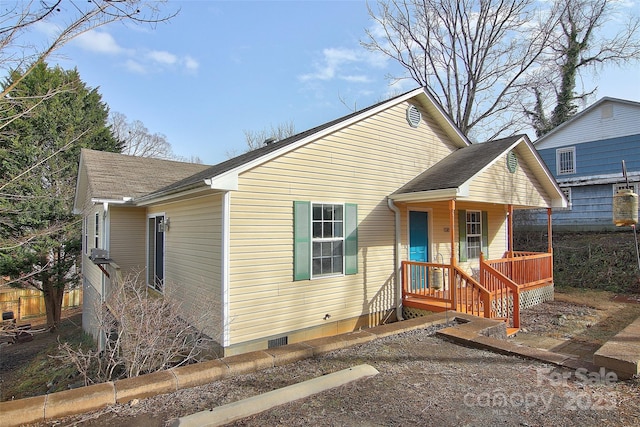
left=45, top=325, right=640, bottom=427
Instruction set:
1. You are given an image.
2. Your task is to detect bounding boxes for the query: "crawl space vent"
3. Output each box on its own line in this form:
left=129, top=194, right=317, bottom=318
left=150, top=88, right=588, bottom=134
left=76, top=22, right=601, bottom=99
left=268, top=336, right=288, bottom=349
left=406, top=105, right=421, bottom=127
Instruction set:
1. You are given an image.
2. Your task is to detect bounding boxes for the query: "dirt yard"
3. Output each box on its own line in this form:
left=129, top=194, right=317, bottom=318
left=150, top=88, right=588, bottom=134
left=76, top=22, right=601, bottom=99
left=2, top=290, right=640, bottom=426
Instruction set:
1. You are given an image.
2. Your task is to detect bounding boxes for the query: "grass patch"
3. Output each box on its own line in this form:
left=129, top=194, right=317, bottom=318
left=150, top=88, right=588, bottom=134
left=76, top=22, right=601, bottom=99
left=1, top=316, right=94, bottom=401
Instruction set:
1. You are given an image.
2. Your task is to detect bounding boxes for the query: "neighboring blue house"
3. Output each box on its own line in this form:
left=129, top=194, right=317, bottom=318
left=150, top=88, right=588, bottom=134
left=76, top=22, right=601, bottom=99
left=520, top=97, right=640, bottom=231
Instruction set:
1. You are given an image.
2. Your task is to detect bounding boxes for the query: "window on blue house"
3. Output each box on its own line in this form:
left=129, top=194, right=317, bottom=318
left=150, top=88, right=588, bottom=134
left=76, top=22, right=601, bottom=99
left=556, top=147, right=576, bottom=175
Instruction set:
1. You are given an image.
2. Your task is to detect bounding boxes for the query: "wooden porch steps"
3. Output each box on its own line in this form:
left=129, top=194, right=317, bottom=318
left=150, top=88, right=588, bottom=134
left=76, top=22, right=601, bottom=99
left=404, top=297, right=520, bottom=336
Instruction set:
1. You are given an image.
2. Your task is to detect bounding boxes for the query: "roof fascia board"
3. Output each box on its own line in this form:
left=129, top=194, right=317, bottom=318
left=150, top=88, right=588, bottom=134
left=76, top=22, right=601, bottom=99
left=204, top=172, right=239, bottom=191
left=389, top=188, right=459, bottom=202
left=134, top=185, right=212, bottom=207
left=90, top=198, right=132, bottom=205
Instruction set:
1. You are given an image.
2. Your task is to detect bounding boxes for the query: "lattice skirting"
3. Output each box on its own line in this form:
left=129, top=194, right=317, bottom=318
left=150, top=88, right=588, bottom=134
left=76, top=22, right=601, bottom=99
left=519, top=284, right=555, bottom=310
left=403, top=306, right=438, bottom=319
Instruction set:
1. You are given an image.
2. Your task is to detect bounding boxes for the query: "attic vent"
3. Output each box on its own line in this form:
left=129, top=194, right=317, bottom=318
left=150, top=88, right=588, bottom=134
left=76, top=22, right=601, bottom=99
left=406, top=105, right=421, bottom=128
left=506, top=151, right=518, bottom=173
left=268, top=336, right=288, bottom=349
left=601, top=104, right=613, bottom=119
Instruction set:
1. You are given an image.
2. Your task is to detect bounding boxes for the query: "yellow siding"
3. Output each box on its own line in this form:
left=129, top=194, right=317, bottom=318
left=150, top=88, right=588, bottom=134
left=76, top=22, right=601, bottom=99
left=466, top=147, right=551, bottom=208
left=227, top=102, right=459, bottom=345
left=148, top=193, right=223, bottom=340
left=109, top=207, right=146, bottom=275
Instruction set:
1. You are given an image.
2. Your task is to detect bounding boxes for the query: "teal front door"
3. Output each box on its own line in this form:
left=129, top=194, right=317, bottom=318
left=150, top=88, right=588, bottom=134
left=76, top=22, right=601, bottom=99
left=409, top=211, right=429, bottom=290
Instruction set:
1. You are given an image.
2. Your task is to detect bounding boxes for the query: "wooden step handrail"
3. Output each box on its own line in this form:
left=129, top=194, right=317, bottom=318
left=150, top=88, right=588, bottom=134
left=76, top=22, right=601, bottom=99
left=480, top=254, right=520, bottom=329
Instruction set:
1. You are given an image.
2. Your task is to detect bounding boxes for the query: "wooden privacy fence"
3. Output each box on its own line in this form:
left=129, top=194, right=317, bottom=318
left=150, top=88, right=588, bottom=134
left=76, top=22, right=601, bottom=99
left=0, top=288, right=82, bottom=320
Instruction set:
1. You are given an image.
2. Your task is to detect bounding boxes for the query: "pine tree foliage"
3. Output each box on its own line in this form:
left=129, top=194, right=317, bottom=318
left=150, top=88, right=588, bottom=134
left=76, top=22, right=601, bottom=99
left=0, top=63, right=121, bottom=329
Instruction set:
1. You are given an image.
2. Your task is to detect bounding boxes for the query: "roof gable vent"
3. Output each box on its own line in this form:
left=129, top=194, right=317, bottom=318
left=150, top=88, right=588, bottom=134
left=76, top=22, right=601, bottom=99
left=406, top=105, right=421, bottom=128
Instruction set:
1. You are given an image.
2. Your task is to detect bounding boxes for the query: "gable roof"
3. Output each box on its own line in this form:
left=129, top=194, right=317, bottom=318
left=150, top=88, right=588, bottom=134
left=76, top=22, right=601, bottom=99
left=73, top=149, right=210, bottom=212
left=391, top=135, right=567, bottom=208
left=534, top=97, right=640, bottom=148
left=393, top=135, right=522, bottom=195
left=135, top=87, right=471, bottom=204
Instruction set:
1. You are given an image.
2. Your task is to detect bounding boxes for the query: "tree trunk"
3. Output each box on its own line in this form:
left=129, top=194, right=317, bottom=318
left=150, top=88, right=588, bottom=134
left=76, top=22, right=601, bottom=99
left=43, top=280, right=64, bottom=331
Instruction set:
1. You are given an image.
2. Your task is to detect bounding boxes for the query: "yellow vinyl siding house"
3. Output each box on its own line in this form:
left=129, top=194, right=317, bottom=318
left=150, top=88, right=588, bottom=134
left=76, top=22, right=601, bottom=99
left=74, top=87, right=566, bottom=355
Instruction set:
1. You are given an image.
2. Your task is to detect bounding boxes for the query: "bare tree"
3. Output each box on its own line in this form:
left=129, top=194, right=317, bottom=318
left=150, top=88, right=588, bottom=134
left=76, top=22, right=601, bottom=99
left=226, top=121, right=296, bottom=157
left=0, top=1, right=177, bottom=100
left=109, top=112, right=203, bottom=162
left=525, top=0, right=640, bottom=136
left=110, top=111, right=173, bottom=158
left=363, top=0, right=554, bottom=141
left=55, top=272, right=217, bottom=385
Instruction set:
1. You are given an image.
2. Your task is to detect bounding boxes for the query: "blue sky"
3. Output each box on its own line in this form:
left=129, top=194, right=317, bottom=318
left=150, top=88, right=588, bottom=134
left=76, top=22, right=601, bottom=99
left=42, top=0, right=640, bottom=165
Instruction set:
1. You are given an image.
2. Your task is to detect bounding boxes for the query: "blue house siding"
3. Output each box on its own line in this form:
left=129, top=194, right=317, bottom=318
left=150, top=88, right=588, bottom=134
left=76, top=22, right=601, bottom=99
left=538, top=134, right=640, bottom=179
left=553, top=185, right=622, bottom=229
left=516, top=182, right=638, bottom=230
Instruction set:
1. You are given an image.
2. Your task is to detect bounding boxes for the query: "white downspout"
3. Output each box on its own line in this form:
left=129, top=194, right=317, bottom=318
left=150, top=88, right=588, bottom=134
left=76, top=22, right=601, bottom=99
left=387, top=197, right=403, bottom=321
left=221, top=191, right=231, bottom=349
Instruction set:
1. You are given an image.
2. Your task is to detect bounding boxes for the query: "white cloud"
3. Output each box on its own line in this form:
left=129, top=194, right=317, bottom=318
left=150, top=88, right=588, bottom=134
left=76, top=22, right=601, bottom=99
left=124, top=59, right=147, bottom=74
left=147, top=50, right=178, bottom=65
left=299, top=47, right=387, bottom=83
left=75, top=30, right=126, bottom=55
left=67, top=29, right=197, bottom=75
left=183, top=55, right=200, bottom=71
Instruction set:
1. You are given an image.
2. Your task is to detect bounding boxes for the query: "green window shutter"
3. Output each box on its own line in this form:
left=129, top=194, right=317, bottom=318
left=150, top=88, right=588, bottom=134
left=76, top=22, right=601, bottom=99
left=293, top=201, right=311, bottom=281
left=344, top=203, right=358, bottom=275
left=481, top=211, right=489, bottom=258
left=458, top=209, right=467, bottom=262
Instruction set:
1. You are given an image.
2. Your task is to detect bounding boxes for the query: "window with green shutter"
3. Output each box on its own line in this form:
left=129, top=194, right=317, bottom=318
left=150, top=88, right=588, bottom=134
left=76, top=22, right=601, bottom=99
left=293, top=201, right=358, bottom=280
left=458, top=209, right=488, bottom=261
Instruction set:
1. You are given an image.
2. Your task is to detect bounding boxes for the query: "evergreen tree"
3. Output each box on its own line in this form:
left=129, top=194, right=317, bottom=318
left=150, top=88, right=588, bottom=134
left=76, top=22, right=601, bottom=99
left=0, top=62, right=121, bottom=330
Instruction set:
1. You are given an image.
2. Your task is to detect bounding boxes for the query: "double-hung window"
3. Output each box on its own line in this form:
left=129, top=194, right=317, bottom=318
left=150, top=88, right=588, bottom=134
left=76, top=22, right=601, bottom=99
left=556, top=147, right=576, bottom=175
left=466, top=211, right=482, bottom=260
left=294, top=201, right=357, bottom=280
left=312, top=204, right=344, bottom=277
left=458, top=210, right=488, bottom=262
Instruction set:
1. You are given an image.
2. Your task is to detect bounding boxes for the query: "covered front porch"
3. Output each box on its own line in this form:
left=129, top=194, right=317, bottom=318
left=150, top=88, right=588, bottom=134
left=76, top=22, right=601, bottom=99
left=400, top=201, right=554, bottom=335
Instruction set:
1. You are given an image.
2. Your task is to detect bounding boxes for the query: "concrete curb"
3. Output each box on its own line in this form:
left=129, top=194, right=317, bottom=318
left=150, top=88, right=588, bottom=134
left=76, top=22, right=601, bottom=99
left=593, top=316, right=640, bottom=379
left=169, top=364, right=380, bottom=427
left=1, top=311, right=637, bottom=427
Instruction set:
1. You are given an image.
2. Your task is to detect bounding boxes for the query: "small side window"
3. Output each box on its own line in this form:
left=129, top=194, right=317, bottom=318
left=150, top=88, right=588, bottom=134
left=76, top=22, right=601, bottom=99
left=556, top=147, right=576, bottom=175
left=94, top=212, right=100, bottom=248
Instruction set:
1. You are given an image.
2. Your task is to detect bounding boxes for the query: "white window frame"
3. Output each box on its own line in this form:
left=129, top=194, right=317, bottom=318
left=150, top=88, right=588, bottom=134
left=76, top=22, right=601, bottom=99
left=94, top=212, right=100, bottom=249
left=613, top=183, right=638, bottom=195
left=311, top=203, right=345, bottom=278
left=556, top=147, right=576, bottom=175
left=466, top=210, right=482, bottom=260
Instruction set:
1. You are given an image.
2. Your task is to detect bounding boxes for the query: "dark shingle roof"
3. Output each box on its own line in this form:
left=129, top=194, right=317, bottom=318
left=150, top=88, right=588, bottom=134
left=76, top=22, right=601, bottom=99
left=393, top=135, right=523, bottom=195
left=81, top=149, right=211, bottom=200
